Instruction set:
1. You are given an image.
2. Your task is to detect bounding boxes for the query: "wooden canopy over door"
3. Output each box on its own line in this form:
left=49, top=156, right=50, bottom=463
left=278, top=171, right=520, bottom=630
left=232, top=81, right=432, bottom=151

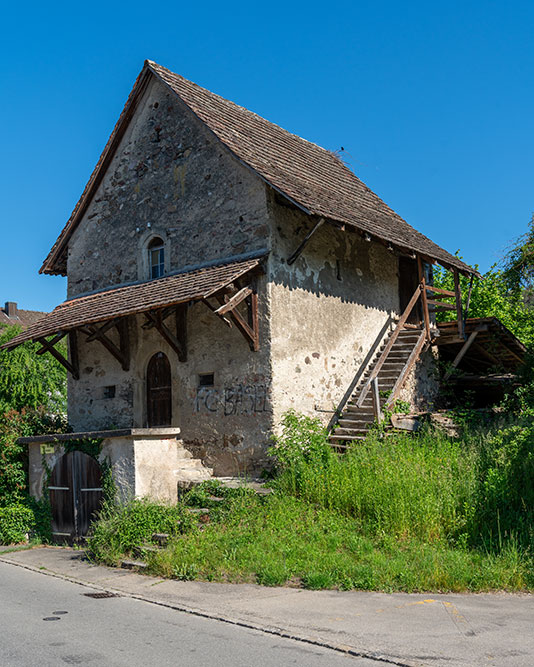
left=147, top=352, right=172, bottom=427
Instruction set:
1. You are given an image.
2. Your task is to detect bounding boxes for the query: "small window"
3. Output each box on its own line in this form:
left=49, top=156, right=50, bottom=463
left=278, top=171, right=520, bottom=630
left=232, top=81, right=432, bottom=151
left=103, top=385, right=116, bottom=399
left=148, top=237, right=165, bottom=279
left=198, top=373, right=214, bottom=387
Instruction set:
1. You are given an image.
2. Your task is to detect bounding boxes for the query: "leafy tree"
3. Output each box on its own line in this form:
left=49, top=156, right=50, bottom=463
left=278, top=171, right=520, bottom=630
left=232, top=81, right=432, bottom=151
left=434, top=263, right=534, bottom=349
left=0, top=325, right=67, bottom=414
left=501, top=214, right=534, bottom=303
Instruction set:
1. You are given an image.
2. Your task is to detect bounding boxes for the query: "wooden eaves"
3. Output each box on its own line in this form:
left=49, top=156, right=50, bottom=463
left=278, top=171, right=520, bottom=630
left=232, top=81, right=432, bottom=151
left=3, top=256, right=264, bottom=378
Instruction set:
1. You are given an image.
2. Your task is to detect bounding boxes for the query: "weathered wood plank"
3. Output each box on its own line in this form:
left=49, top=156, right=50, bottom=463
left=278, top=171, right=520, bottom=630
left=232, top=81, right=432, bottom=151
left=385, top=330, right=426, bottom=409
left=37, top=336, right=79, bottom=379
left=443, top=329, right=480, bottom=380
left=215, top=286, right=253, bottom=315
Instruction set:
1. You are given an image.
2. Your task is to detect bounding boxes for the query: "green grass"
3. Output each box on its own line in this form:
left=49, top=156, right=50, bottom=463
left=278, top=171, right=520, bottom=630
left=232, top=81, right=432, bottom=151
left=88, top=492, right=533, bottom=592
left=86, top=412, right=534, bottom=592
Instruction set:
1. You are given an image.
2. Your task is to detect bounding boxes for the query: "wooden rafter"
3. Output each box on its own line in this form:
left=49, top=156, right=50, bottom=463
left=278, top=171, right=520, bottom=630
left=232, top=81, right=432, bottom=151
left=84, top=318, right=130, bottom=371
left=36, top=333, right=79, bottom=380
left=144, top=307, right=187, bottom=362
left=209, top=281, right=260, bottom=351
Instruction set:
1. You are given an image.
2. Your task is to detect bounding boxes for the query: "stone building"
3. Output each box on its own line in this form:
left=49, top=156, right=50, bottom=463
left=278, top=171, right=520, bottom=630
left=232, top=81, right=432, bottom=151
left=6, top=61, right=484, bottom=536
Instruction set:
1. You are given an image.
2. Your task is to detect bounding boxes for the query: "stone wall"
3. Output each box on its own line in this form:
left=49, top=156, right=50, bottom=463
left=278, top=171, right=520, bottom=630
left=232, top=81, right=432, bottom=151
left=66, top=76, right=270, bottom=297
left=267, top=194, right=438, bottom=426
left=66, top=76, right=275, bottom=476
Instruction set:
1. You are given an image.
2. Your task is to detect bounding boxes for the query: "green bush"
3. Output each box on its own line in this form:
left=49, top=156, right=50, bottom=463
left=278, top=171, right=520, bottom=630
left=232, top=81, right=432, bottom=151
left=269, top=409, right=330, bottom=468
left=0, top=325, right=67, bottom=414
left=0, top=408, right=68, bottom=506
left=87, top=498, right=195, bottom=564
left=0, top=504, right=34, bottom=544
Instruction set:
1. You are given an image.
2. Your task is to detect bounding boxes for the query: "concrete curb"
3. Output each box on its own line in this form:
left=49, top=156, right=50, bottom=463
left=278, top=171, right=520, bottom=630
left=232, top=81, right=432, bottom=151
left=0, top=553, right=414, bottom=666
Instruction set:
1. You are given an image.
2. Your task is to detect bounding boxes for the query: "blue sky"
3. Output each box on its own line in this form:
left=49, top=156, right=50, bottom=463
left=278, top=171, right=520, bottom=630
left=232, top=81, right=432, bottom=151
left=1, top=0, right=533, bottom=311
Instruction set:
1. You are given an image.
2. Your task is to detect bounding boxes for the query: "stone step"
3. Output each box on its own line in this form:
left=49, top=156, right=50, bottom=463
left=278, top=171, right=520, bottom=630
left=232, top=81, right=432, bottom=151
left=214, top=477, right=273, bottom=496
left=329, top=434, right=366, bottom=442
left=121, top=559, right=147, bottom=571
left=152, top=533, right=170, bottom=547
left=132, top=544, right=161, bottom=559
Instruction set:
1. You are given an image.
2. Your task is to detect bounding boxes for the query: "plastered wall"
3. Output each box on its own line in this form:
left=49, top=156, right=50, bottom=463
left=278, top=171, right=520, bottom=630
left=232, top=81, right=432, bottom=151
left=267, top=197, right=400, bottom=426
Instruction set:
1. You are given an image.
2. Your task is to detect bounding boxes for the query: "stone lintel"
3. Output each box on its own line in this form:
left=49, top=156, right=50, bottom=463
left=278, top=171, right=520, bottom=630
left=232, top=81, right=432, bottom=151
left=18, top=427, right=181, bottom=445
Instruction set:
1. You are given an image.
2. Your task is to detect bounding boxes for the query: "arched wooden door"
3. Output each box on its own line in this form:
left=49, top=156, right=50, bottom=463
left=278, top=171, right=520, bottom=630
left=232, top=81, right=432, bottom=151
left=147, top=352, right=172, bottom=427
left=49, top=451, right=103, bottom=542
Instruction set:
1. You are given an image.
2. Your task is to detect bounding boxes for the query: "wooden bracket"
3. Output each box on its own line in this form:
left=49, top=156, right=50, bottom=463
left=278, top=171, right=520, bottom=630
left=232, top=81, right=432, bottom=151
left=144, top=306, right=187, bottom=362
left=443, top=330, right=480, bottom=381
left=215, top=286, right=253, bottom=315
left=36, top=332, right=79, bottom=380
left=287, top=217, right=325, bottom=265
left=212, top=283, right=259, bottom=351
left=84, top=318, right=130, bottom=371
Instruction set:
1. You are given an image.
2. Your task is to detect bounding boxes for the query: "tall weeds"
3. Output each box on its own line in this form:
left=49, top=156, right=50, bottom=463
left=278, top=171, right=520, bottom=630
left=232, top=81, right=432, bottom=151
left=271, top=410, right=534, bottom=553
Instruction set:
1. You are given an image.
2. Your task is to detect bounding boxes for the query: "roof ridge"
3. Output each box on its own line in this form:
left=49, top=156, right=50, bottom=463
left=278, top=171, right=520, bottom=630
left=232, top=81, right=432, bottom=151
left=146, top=60, right=351, bottom=169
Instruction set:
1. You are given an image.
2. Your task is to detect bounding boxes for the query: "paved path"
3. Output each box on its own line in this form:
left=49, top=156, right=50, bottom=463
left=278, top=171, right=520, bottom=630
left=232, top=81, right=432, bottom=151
left=1, top=546, right=533, bottom=666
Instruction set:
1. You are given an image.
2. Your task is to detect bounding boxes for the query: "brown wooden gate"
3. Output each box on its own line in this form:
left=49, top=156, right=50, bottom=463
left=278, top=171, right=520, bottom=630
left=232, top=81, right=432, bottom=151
left=147, top=351, right=172, bottom=427
left=48, top=451, right=103, bottom=542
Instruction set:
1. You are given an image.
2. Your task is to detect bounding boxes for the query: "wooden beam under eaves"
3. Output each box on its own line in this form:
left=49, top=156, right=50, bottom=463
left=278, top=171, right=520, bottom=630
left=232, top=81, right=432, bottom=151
left=144, top=307, right=187, bottom=362
left=36, top=333, right=79, bottom=380
left=84, top=318, right=130, bottom=371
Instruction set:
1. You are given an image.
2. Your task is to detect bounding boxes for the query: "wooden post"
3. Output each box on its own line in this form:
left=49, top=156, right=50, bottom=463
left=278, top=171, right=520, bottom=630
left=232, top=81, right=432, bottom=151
left=453, top=269, right=465, bottom=339
left=175, top=304, right=188, bottom=362
left=117, top=318, right=130, bottom=371
left=68, top=330, right=80, bottom=380
left=464, top=274, right=474, bottom=321
left=371, top=377, right=383, bottom=422
left=417, top=256, right=431, bottom=341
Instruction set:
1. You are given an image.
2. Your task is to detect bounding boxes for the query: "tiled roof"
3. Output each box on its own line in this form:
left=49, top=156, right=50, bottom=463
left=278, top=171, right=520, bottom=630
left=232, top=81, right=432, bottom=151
left=4, top=257, right=261, bottom=349
left=0, top=308, right=47, bottom=328
left=41, top=60, right=475, bottom=276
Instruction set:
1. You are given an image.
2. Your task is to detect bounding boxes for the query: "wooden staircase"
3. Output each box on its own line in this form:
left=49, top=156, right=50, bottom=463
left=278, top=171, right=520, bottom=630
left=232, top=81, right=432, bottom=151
left=329, top=328, right=426, bottom=446
left=328, top=258, right=470, bottom=448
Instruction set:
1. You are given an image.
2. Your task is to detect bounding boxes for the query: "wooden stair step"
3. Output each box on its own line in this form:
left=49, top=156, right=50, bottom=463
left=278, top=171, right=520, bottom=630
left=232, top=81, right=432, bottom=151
left=335, top=427, right=371, bottom=436
left=338, top=418, right=373, bottom=427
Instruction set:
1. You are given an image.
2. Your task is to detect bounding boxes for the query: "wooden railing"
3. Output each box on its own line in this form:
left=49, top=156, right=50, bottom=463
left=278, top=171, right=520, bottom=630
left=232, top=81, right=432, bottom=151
left=356, top=274, right=466, bottom=419
left=356, top=280, right=431, bottom=411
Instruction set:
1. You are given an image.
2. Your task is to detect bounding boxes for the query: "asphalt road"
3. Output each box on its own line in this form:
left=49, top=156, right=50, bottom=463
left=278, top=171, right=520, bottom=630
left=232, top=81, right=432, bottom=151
left=0, top=561, right=375, bottom=666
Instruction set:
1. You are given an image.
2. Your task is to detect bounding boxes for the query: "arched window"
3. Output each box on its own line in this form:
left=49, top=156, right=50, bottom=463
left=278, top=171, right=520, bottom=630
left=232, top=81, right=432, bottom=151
left=148, top=237, right=165, bottom=279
